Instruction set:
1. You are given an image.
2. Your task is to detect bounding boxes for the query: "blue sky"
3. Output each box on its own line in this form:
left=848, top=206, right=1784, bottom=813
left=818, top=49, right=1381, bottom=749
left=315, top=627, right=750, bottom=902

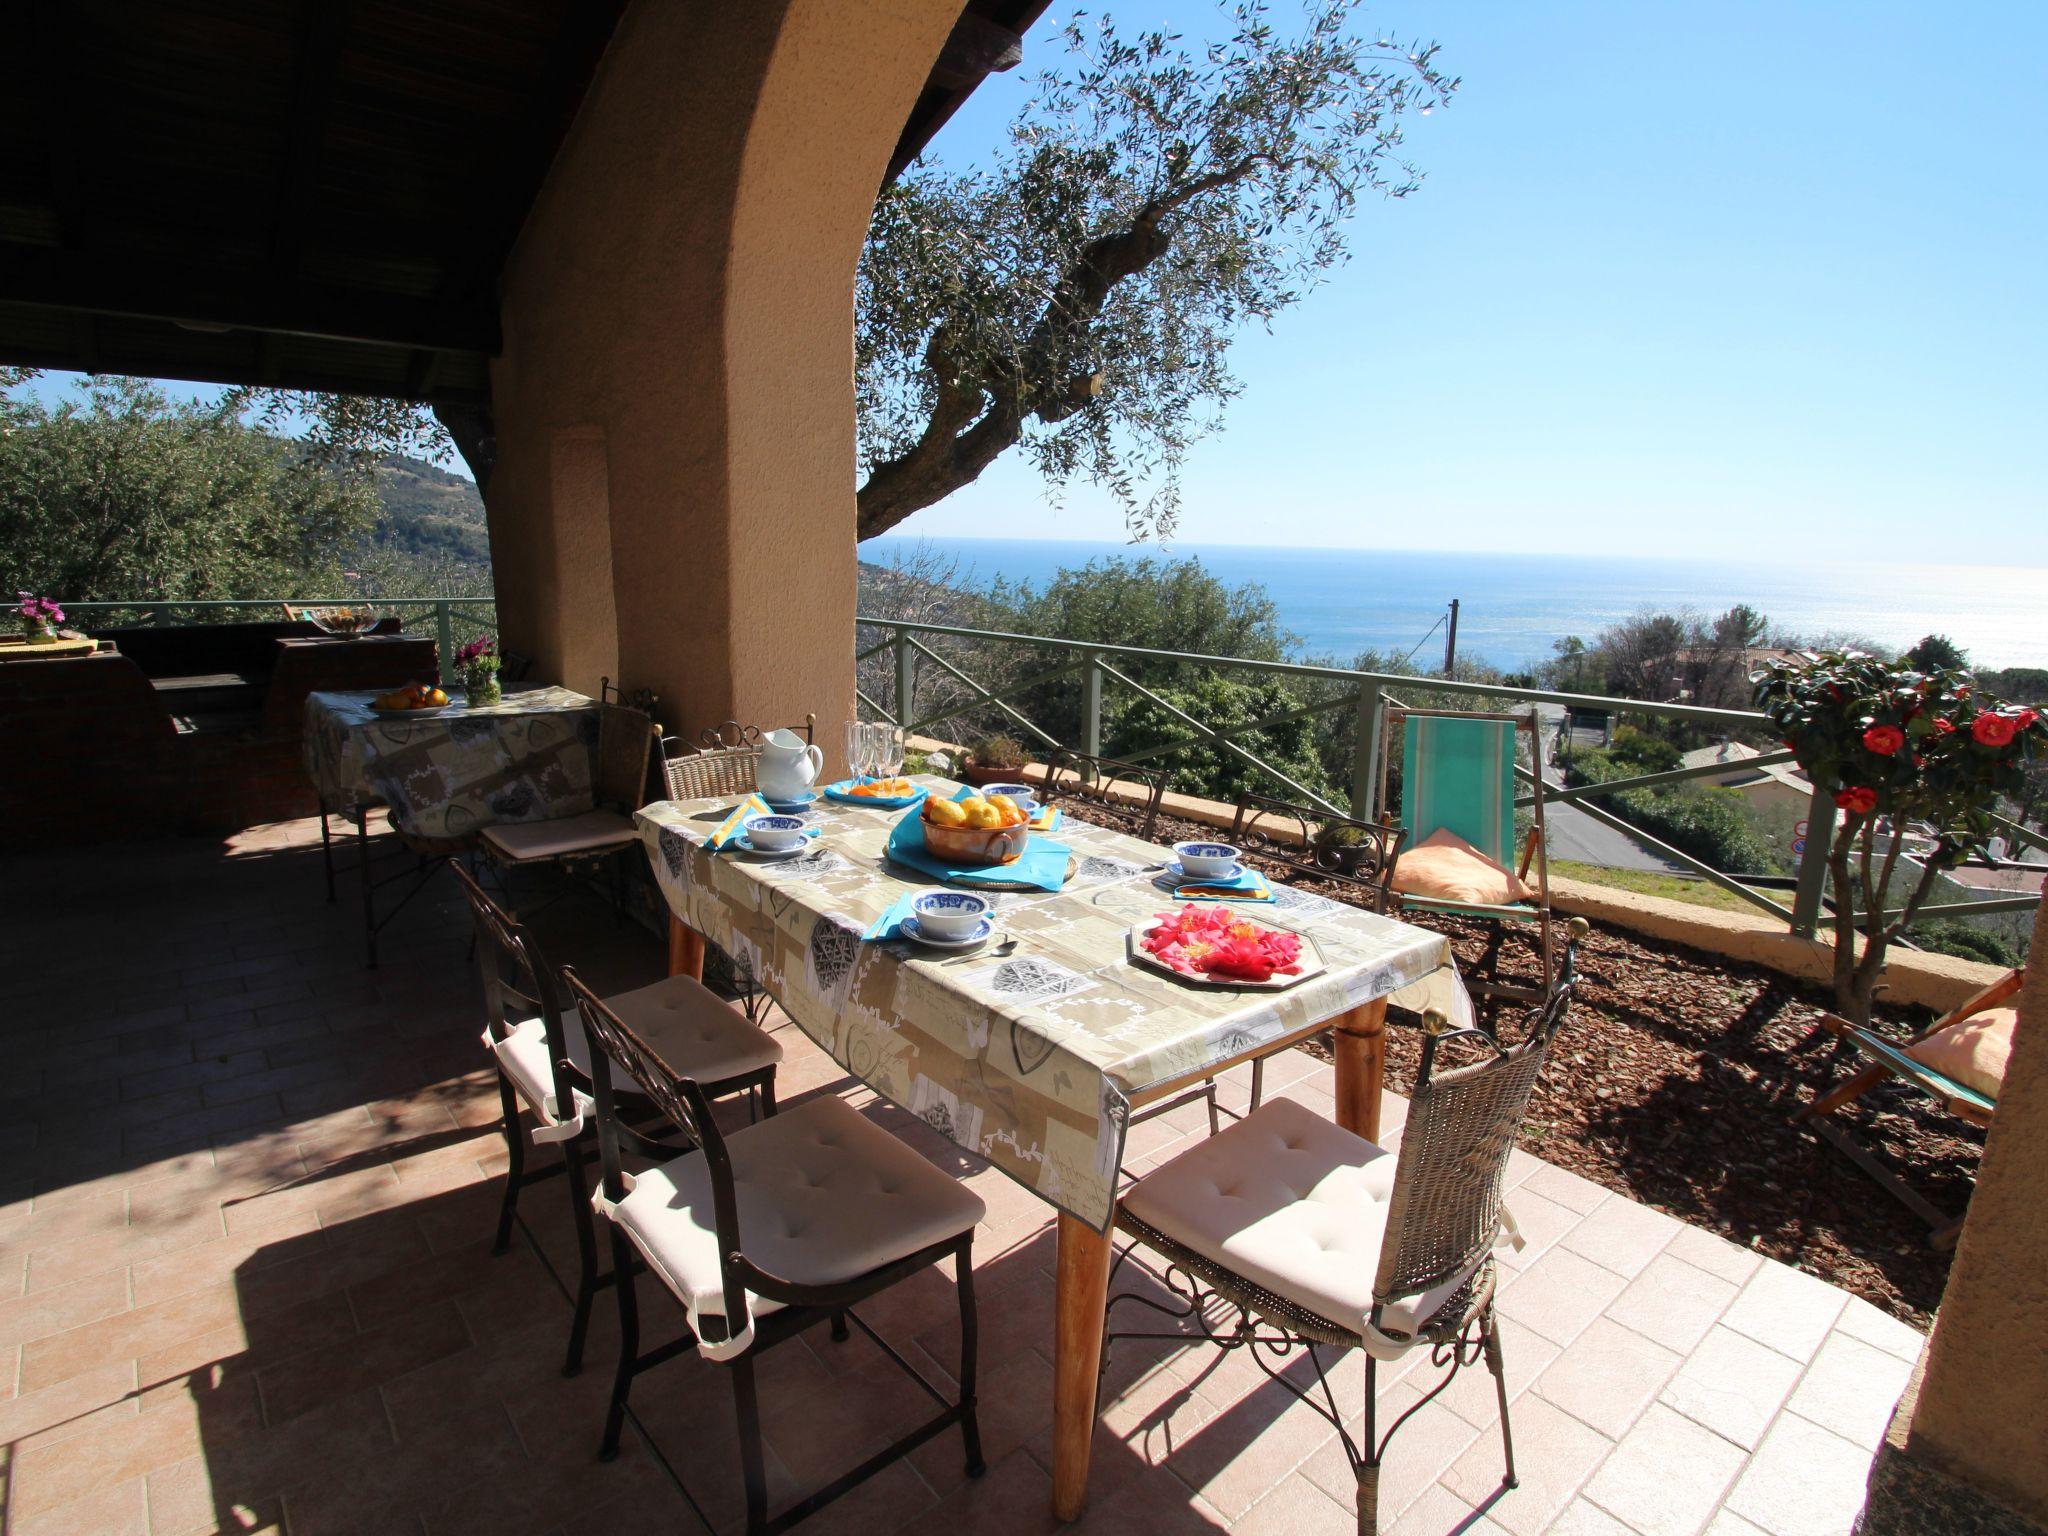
left=885, top=0, right=2048, bottom=560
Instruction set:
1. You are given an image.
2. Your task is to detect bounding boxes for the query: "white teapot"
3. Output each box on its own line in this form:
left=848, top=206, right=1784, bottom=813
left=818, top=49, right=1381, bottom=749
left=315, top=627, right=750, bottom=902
left=756, top=728, right=824, bottom=800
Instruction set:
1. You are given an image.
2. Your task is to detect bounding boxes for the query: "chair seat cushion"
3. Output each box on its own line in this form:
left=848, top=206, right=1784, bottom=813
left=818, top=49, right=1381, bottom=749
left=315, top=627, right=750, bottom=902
left=480, top=809, right=638, bottom=862
left=1120, top=1097, right=1480, bottom=1358
left=1907, top=1004, right=2017, bottom=1102
left=611, top=1096, right=985, bottom=1343
left=491, top=974, right=782, bottom=1130
left=1392, top=828, right=1534, bottom=906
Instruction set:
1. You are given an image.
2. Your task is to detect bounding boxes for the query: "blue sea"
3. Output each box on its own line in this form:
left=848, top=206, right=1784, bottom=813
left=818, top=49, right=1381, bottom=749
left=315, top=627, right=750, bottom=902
left=861, top=536, right=2048, bottom=674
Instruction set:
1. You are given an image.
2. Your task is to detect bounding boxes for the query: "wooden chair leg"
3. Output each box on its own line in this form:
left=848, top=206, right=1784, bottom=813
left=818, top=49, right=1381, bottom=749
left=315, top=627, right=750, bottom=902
left=1798, top=1063, right=1890, bottom=1122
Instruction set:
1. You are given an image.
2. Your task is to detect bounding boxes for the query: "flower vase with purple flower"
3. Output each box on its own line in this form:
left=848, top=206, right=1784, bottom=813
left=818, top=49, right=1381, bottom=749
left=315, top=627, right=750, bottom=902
left=455, top=634, right=502, bottom=706
left=16, top=592, right=64, bottom=644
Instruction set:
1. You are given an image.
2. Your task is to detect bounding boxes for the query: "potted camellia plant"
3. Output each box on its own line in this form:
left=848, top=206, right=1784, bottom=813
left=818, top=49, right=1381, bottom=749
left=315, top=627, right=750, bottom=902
left=1754, top=651, right=2046, bottom=1023
left=16, top=591, right=64, bottom=644
left=455, top=634, right=502, bottom=706
left=963, top=734, right=1030, bottom=787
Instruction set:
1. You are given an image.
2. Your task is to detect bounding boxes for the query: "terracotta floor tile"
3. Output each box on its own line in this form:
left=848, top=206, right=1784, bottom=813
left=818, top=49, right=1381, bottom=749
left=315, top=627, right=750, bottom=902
left=254, top=1299, right=470, bottom=1424
left=19, top=1285, right=243, bottom=1395
left=7, top=1471, right=149, bottom=1536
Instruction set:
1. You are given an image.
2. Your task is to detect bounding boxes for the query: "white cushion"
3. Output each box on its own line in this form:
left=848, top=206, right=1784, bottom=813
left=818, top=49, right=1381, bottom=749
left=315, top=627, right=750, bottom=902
left=1120, top=1097, right=1483, bottom=1358
left=490, top=974, right=782, bottom=1134
left=609, top=1096, right=985, bottom=1353
left=480, top=809, right=638, bottom=861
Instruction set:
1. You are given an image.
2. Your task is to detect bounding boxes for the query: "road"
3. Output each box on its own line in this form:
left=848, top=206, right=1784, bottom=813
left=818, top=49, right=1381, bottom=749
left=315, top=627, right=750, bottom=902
left=1531, top=704, right=1689, bottom=876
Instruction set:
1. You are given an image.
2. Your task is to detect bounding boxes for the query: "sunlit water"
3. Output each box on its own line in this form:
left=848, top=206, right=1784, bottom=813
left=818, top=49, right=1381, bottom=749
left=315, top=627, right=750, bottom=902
left=862, top=536, right=2048, bottom=674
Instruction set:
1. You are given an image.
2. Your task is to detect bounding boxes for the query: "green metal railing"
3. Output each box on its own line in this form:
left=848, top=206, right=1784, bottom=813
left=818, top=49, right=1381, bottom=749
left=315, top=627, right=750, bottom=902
left=61, top=597, right=498, bottom=687
left=855, top=614, right=2046, bottom=941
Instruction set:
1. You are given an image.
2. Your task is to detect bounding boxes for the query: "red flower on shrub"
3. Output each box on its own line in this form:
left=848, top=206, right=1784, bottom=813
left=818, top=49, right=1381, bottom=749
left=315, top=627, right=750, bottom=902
left=1861, top=725, right=1905, bottom=756
left=1972, top=711, right=2019, bottom=747
left=1931, top=718, right=1955, bottom=736
left=2019, top=708, right=2041, bottom=729
left=1834, top=786, right=1879, bottom=815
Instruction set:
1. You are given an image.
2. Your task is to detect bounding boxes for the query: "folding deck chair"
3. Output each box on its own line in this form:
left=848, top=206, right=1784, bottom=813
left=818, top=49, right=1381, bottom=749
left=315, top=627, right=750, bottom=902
left=1380, top=706, right=1555, bottom=1009
left=1796, top=969, right=2020, bottom=1248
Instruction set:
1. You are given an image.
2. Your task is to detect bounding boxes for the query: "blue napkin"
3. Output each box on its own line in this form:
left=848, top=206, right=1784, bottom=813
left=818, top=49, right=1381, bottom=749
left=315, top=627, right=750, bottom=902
left=886, top=809, right=1073, bottom=893
left=864, top=892, right=922, bottom=941
left=1168, top=863, right=1275, bottom=902
left=704, top=793, right=771, bottom=851
left=823, top=779, right=929, bottom=809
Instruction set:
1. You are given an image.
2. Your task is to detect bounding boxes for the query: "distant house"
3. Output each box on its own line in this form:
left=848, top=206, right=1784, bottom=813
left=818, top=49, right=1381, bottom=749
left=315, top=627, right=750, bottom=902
left=1680, top=740, right=1814, bottom=816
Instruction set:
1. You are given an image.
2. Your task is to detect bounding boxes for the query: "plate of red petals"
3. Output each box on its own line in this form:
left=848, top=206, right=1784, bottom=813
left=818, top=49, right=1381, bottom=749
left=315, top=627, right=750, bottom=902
left=1128, top=905, right=1326, bottom=990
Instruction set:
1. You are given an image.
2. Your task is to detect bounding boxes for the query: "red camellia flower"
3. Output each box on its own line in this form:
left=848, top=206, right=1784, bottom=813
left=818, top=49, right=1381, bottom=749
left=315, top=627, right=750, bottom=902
left=2019, top=708, right=2041, bottom=729
left=1834, top=786, right=1879, bottom=815
left=1861, top=725, right=1905, bottom=756
left=1931, top=718, right=1955, bottom=736
left=1972, top=711, right=2019, bottom=747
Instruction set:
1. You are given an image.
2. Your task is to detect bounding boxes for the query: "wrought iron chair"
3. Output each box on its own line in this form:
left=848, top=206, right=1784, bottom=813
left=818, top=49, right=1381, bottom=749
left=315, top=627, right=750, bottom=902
left=561, top=969, right=986, bottom=1535
left=453, top=863, right=781, bottom=1377
left=1103, top=920, right=1587, bottom=1535
left=1232, top=792, right=1407, bottom=913
left=1039, top=748, right=1169, bottom=842
left=1120, top=796, right=1412, bottom=1147
left=475, top=701, right=659, bottom=920
left=1380, top=706, right=1555, bottom=1009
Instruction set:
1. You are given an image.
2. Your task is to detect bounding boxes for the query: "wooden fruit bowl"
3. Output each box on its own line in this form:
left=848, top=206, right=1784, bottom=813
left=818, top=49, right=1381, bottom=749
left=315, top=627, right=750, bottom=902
left=922, top=819, right=1030, bottom=867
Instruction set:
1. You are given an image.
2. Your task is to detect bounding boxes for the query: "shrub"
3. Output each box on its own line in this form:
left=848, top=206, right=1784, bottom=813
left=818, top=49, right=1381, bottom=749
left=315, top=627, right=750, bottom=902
left=1608, top=725, right=1681, bottom=774
left=1909, top=920, right=2019, bottom=969
left=968, top=734, right=1027, bottom=770
left=1560, top=748, right=1774, bottom=874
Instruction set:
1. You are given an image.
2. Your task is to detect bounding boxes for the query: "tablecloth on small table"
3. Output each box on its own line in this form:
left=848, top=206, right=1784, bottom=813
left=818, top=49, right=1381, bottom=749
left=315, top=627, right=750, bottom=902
left=303, top=686, right=598, bottom=840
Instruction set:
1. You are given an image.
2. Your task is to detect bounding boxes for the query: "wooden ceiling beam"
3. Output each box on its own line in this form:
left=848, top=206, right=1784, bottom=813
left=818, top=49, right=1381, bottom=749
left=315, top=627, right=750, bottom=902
left=0, top=246, right=501, bottom=356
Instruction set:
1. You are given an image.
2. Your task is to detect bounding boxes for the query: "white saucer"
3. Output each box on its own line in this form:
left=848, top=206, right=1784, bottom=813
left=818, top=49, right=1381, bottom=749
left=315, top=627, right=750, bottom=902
left=1162, top=859, right=1244, bottom=884
left=901, top=915, right=993, bottom=950
left=733, top=833, right=814, bottom=858
left=762, top=790, right=820, bottom=812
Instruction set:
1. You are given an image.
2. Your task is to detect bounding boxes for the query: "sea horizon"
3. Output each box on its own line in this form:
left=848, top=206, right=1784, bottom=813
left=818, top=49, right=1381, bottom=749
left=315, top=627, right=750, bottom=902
left=861, top=534, right=2048, bottom=674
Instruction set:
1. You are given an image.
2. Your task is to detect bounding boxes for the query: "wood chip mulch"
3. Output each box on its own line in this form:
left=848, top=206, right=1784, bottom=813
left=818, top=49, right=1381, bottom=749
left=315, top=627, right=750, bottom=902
left=1094, top=802, right=1975, bottom=1326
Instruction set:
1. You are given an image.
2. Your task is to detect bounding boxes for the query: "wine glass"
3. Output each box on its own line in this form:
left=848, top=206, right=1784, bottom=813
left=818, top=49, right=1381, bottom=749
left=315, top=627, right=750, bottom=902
left=844, top=720, right=867, bottom=784
left=880, top=725, right=907, bottom=781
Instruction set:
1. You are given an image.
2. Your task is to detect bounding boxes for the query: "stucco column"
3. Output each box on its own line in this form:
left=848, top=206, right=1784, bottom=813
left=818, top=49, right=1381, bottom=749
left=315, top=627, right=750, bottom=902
left=1870, top=896, right=2048, bottom=1528
left=486, top=0, right=964, bottom=761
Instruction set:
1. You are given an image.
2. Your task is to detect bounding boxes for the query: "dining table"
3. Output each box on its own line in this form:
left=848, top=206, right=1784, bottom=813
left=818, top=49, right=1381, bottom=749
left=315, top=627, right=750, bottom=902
left=635, top=776, right=1467, bottom=1520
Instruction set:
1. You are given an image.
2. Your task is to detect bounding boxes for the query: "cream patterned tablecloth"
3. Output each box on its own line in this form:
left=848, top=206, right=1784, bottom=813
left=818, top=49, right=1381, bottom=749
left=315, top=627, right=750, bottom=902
left=304, top=687, right=599, bottom=840
left=637, top=779, right=1462, bottom=1232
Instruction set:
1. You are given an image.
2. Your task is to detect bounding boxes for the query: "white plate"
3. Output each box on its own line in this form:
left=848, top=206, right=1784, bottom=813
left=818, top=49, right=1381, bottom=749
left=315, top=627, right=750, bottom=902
left=762, top=790, right=820, bottom=812
left=901, top=915, right=993, bottom=950
left=1125, top=917, right=1326, bottom=991
left=1162, top=859, right=1244, bottom=884
left=732, top=833, right=815, bottom=858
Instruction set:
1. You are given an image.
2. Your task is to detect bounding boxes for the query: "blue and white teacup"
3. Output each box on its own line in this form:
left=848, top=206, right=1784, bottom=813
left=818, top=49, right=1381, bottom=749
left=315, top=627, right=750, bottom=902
left=743, top=814, right=807, bottom=852
left=911, top=890, right=992, bottom=939
left=1173, top=841, right=1241, bottom=879
left=979, top=782, right=1039, bottom=813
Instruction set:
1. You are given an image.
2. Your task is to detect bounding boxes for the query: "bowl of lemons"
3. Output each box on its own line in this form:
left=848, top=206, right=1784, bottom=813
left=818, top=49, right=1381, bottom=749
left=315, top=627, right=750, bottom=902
left=921, top=792, right=1032, bottom=866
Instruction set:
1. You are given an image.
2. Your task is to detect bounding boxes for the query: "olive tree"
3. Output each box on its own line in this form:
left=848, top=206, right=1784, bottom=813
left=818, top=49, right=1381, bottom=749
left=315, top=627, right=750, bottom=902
left=855, top=0, right=1453, bottom=540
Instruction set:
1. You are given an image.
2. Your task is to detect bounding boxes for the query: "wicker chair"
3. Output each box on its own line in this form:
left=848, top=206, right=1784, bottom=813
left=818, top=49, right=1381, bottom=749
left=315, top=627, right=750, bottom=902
left=451, top=863, right=780, bottom=1378
left=1104, top=920, right=1588, bottom=1535
left=562, top=968, right=985, bottom=1535
left=660, top=715, right=817, bottom=801
left=1038, top=748, right=1169, bottom=842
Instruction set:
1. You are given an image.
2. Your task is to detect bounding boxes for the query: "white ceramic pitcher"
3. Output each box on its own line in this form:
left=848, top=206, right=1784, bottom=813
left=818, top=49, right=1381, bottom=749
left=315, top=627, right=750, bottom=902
left=756, top=728, right=824, bottom=800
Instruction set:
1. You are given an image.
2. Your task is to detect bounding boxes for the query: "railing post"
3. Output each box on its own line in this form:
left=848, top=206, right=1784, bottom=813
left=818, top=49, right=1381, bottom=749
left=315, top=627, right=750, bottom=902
left=435, top=600, right=456, bottom=688
left=1789, top=790, right=1836, bottom=937
left=1082, top=650, right=1103, bottom=758
left=893, top=628, right=915, bottom=728
left=1350, top=688, right=1382, bottom=820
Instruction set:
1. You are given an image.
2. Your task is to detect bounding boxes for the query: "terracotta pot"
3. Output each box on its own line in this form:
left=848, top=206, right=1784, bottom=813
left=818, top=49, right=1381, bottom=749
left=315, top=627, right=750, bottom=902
left=922, top=818, right=1029, bottom=867
left=963, top=762, right=1027, bottom=787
